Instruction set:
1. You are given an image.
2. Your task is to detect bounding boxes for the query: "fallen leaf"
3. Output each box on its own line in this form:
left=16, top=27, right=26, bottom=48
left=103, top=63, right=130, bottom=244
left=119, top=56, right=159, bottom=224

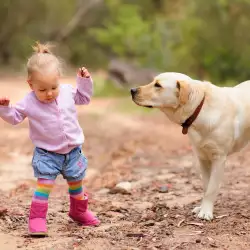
left=207, top=237, right=215, bottom=242
left=215, top=214, right=229, bottom=219
left=177, top=219, right=185, bottom=227
left=187, top=222, right=204, bottom=227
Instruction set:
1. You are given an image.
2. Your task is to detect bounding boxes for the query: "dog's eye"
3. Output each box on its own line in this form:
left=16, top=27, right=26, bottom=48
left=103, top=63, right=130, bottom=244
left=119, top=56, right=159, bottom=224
left=154, top=82, right=162, bottom=88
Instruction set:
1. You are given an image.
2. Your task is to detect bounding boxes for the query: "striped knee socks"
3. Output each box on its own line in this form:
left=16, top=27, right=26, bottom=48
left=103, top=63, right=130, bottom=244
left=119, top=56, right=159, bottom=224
left=32, top=179, right=85, bottom=202
left=67, top=180, right=86, bottom=200
left=32, top=178, right=55, bottom=203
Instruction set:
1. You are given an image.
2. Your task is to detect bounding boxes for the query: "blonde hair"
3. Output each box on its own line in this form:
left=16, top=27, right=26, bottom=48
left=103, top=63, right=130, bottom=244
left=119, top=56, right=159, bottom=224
left=27, top=41, right=62, bottom=76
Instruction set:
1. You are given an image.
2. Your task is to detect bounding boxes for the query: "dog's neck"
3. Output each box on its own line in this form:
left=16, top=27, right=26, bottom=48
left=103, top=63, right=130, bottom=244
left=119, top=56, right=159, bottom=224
left=181, top=95, right=205, bottom=134
left=160, top=82, right=208, bottom=131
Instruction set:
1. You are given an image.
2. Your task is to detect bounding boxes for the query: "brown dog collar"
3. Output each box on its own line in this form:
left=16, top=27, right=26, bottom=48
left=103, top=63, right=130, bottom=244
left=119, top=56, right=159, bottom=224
left=181, top=96, right=205, bottom=135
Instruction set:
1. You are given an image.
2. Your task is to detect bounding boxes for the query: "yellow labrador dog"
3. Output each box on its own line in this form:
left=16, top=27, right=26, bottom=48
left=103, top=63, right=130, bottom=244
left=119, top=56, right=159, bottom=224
left=131, top=72, right=250, bottom=220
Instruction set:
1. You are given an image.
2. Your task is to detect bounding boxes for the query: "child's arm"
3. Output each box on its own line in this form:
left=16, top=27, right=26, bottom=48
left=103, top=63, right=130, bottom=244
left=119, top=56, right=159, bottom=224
left=0, top=97, right=27, bottom=125
left=73, top=67, right=93, bottom=105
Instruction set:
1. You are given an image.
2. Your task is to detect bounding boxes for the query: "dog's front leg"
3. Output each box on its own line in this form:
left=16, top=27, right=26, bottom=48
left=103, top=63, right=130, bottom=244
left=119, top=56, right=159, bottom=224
left=199, top=158, right=211, bottom=190
left=192, top=158, right=211, bottom=215
left=197, top=156, right=226, bottom=220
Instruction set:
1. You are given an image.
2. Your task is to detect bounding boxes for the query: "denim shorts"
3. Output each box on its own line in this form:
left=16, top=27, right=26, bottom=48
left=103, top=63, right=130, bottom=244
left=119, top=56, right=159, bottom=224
left=32, top=146, right=87, bottom=181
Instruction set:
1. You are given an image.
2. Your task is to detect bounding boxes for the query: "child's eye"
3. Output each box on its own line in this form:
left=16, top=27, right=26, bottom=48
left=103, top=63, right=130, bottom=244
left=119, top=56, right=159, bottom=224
left=52, top=87, right=57, bottom=90
left=39, top=89, right=46, bottom=92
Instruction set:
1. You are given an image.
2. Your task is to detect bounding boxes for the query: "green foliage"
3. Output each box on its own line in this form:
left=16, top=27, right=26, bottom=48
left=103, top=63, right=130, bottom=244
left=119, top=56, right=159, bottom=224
left=173, top=0, right=250, bottom=83
left=1, top=0, right=250, bottom=86
left=0, top=0, right=75, bottom=64
left=89, top=1, right=173, bottom=69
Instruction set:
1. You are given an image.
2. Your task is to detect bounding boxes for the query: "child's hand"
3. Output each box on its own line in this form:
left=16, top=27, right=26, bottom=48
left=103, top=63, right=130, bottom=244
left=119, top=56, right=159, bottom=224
left=0, top=97, right=10, bottom=106
left=78, top=67, right=90, bottom=78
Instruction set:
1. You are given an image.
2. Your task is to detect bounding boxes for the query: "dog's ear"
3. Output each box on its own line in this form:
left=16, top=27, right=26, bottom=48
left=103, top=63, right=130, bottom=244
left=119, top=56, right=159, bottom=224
left=176, top=80, right=190, bottom=105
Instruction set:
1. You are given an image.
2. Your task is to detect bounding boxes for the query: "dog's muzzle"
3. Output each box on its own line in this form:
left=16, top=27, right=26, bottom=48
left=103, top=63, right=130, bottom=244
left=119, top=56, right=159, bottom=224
left=130, top=88, right=138, bottom=98
left=130, top=88, right=153, bottom=108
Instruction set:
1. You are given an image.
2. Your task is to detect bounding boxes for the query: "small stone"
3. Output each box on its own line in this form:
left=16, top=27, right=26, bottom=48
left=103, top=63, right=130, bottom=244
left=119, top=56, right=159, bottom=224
left=97, top=188, right=110, bottom=194
left=210, top=243, right=218, bottom=248
left=111, top=182, right=132, bottom=194
left=110, top=201, right=128, bottom=211
left=144, top=220, right=155, bottom=227
left=158, top=185, right=169, bottom=193
left=141, top=210, right=156, bottom=220
left=104, top=211, right=125, bottom=219
left=196, top=239, right=201, bottom=243
left=155, top=174, right=175, bottom=181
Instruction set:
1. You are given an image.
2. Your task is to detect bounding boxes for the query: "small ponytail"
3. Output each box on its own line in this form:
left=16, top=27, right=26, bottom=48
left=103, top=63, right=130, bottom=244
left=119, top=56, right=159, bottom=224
left=32, top=41, right=54, bottom=54
left=27, top=41, right=61, bottom=76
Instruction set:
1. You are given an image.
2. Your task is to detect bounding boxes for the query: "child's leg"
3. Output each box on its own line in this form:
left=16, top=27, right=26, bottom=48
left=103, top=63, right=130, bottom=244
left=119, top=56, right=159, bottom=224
left=67, top=179, right=100, bottom=226
left=33, top=178, right=55, bottom=202
left=29, top=178, right=55, bottom=235
left=64, top=147, right=100, bottom=226
left=67, top=179, right=87, bottom=200
left=30, top=147, right=63, bottom=235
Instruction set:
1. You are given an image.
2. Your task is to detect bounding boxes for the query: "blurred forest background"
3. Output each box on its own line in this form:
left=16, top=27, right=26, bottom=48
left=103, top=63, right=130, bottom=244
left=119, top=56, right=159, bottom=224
left=0, top=0, right=250, bottom=87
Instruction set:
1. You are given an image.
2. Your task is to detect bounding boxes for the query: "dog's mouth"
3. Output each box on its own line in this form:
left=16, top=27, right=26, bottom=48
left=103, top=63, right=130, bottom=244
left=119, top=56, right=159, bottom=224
left=132, top=99, right=153, bottom=108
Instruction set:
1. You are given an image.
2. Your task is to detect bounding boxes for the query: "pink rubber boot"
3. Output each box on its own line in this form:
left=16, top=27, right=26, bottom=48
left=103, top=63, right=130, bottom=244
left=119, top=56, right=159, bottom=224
left=28, top=201, right=48, bottom=236
left=69, top=196, right=100, bottom=226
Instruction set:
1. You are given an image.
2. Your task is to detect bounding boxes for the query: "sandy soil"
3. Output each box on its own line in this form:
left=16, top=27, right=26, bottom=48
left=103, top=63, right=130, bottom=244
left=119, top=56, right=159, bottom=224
left=0, top=77, right=249, bottom=250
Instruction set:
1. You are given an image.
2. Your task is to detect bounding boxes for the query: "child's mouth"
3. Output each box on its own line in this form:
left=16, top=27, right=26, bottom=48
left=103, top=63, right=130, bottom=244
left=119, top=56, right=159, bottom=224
left=46, top=98, right=54, bottom=102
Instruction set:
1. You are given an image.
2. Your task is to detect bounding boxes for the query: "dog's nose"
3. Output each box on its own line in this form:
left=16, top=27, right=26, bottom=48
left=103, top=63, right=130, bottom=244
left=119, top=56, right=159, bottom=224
left=130, top=88, right=137, bottom=97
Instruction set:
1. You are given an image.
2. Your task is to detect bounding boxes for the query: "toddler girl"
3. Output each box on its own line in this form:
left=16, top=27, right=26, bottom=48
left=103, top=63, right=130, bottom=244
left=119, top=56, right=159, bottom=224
left=0, top=42, right=100, bottom=236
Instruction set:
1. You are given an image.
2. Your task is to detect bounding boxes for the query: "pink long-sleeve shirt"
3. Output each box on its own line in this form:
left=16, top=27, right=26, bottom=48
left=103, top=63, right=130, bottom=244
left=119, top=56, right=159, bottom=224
left=0, top=76, right=93, bottom=154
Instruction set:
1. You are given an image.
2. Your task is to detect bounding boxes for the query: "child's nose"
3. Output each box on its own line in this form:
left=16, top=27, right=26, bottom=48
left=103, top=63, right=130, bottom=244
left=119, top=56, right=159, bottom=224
left=47, top=91, right=52, bottom=97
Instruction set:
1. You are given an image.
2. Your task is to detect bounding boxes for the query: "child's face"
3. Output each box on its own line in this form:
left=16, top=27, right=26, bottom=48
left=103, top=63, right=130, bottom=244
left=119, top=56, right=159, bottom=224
left=28, top=71, right=60, bottom=103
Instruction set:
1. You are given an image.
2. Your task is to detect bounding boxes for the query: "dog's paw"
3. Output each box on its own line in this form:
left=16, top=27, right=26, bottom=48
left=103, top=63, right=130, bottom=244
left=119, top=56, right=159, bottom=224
left=194, top=200, right=214, bottom=221
left=192, top=206, right=201, bottom=214
left=197, top=208, right=213, bottom=221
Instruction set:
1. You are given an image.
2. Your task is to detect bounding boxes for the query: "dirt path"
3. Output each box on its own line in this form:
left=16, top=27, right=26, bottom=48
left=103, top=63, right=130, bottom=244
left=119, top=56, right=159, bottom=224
left=0, top=77, right=249, bottom=250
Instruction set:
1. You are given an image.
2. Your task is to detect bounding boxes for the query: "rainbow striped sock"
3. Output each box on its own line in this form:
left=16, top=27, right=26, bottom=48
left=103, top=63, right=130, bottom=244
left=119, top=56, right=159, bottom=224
left=32, top=178, right=55, bottom=203
left=67, top=180, right=86, bottom=200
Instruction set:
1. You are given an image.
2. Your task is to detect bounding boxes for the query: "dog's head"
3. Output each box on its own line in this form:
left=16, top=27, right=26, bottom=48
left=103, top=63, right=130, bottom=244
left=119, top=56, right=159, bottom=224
left=131, top=72, right=192, bottom=109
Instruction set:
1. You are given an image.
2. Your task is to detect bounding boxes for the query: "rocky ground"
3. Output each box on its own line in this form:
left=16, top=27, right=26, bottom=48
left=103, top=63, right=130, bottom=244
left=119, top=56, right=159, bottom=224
left=0, top=76, right=249, bottom=250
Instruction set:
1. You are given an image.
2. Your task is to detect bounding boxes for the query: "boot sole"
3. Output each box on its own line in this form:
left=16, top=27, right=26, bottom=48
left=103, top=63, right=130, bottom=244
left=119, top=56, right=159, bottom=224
left=29, top=231, right=48, bottom=237
left=69, top=215, right=100, bottom=227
